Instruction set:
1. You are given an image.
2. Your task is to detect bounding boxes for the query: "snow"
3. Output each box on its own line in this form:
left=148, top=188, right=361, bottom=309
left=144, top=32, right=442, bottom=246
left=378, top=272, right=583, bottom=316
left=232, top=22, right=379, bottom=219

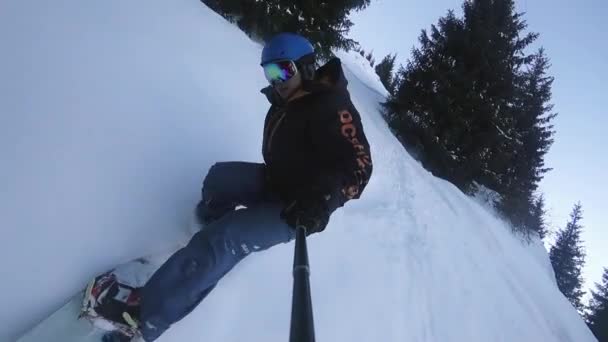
left=0, top=0, right=596, bottom=341
left=471, top=182, right=501, bottom=210
left=334, top=49, right=390, bottom=97
left=493, top=122, right=516, bottom=141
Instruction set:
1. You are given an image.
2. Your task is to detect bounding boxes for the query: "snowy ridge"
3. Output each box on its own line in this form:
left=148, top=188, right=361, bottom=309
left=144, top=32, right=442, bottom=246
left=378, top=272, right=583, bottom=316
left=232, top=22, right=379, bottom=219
left=334, top=49, right=390, bottom=97
left=0, top=0, right=595, bottom=341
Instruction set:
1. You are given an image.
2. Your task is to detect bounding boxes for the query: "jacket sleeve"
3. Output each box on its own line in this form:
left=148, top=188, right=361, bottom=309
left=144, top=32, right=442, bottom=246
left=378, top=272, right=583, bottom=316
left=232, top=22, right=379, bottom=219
left=308, top=91, right=373, bottom=211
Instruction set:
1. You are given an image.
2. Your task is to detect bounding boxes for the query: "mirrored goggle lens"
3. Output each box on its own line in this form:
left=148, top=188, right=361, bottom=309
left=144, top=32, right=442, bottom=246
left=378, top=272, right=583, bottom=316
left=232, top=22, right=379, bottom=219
left=263, top=61, right=297, bottom=85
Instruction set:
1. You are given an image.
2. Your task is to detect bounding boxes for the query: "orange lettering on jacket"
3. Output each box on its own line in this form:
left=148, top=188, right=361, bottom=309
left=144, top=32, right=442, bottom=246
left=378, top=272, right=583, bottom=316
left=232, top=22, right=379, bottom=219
left=337, top=110, right=372, bottom=200
left=342, top=124, right=356, bottom=138
left=339, top=110, right=353, bottom=124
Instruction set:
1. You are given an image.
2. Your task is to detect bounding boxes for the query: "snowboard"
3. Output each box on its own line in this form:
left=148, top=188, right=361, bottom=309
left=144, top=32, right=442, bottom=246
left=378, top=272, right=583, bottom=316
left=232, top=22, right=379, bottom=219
left=17, top=248, right=179, bottom=342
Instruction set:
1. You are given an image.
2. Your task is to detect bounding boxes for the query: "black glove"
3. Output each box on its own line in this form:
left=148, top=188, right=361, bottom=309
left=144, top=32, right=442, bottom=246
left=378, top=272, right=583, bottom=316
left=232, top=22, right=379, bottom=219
left=281, top=197, right=330, bottom=235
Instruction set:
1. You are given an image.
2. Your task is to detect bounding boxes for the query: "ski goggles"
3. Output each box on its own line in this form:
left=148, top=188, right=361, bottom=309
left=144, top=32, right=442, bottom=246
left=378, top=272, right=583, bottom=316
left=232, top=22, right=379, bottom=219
left=263, top=60, right=298, bottom=86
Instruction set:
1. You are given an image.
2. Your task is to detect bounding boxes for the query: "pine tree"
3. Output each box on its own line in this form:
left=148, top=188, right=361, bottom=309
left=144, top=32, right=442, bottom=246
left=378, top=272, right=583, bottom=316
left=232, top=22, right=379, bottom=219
left=375, top=53, right=398, bottom=94
left=206, top=0, right=371, bottom=58
left=201, top=0, right=220, bottom=12
left=515, top=48, right=556, bottom=185
left=383, top=9, right=468, bottom=184
left=529, top=194, right=548, bottom=239
left=383, top=0, right=556, bottom=231
left=358, top=47, right=366, bottom=57
left=586, top=267, right=608, bottom=341
left=549, top=203, right=586, bottom=311
left=497, top=48, right=556, bottom=228
left=365, top=51, right=375, bottom=67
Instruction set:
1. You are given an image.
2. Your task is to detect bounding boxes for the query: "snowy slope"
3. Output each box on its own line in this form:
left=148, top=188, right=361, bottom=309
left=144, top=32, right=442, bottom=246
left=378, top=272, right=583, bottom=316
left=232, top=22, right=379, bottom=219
left=0, top=0, right=595, bottom=341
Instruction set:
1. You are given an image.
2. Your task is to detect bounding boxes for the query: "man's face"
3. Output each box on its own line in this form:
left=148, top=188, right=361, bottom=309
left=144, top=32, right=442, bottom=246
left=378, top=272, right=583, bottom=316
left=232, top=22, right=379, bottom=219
left=262, top=60, right=303, bottom=100
left=274, top=71, right=302, bottom=100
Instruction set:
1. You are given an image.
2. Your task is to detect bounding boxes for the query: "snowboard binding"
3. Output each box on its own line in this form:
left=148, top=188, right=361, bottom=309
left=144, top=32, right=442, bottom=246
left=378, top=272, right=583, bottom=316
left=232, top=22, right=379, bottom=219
left=80, top=271, right=142, bottom=339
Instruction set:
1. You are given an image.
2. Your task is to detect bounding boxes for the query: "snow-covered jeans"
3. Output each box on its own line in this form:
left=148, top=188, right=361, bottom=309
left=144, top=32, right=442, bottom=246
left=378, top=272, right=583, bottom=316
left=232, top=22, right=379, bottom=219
left=139, top=162, right=295, bottom=341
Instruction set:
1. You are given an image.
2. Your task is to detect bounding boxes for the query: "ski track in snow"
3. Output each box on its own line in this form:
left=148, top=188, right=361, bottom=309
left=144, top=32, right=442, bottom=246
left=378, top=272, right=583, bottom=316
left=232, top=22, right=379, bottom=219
left=0, top=0, right=596, bottom=341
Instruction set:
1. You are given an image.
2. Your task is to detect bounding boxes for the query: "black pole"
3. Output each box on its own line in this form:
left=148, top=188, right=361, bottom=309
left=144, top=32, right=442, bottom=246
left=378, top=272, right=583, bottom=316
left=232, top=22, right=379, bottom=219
left=289, top=225, right=315, bottom=342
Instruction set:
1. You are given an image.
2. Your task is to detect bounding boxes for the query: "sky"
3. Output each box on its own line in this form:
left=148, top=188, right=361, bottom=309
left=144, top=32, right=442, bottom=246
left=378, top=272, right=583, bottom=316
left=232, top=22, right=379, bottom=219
left=349, top=0, right=607, bottom=294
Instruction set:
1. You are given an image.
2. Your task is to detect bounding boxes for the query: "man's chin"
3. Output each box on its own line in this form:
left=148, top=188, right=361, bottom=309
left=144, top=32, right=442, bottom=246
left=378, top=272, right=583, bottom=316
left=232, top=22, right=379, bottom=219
left=276, top=87, right=293, bottom=99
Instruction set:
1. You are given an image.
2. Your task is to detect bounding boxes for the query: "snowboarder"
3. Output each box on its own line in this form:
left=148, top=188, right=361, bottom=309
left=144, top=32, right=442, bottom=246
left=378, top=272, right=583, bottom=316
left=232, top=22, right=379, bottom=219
left=87, top=32, right=372, bottom=341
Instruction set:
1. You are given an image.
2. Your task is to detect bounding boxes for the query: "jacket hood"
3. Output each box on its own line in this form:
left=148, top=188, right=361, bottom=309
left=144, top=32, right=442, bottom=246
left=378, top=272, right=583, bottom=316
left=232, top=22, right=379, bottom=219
left=261, top=58, right=348, bottom=106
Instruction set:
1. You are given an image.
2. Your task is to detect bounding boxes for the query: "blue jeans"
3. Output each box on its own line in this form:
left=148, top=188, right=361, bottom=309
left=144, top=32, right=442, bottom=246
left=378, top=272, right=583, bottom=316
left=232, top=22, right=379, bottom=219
left=139, top=162, right=295, bottom=341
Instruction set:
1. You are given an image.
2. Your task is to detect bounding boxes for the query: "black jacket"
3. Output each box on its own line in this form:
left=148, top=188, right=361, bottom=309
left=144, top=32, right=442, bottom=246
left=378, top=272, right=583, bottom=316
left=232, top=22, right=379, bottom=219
left=261, top=58, right=372, bottom=213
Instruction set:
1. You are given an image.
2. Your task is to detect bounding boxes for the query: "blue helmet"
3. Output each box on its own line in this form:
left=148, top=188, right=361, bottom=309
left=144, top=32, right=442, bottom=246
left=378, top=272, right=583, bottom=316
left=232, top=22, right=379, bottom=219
left=261, top=33, right=315, bottom=66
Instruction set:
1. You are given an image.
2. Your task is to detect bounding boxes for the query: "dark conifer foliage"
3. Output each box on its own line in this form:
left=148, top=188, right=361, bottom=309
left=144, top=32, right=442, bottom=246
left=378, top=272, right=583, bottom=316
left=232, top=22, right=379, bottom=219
left=202, top=0, right=371, bottom=58
left=528, top=194, right=548, bottom=239
left=586, top=267, right=608, bottom=341
left=384, top=0, right=556, bottom=231
left=549, top=203, right=586, bottom=311
left=375, top=54, right=398, bottom=94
